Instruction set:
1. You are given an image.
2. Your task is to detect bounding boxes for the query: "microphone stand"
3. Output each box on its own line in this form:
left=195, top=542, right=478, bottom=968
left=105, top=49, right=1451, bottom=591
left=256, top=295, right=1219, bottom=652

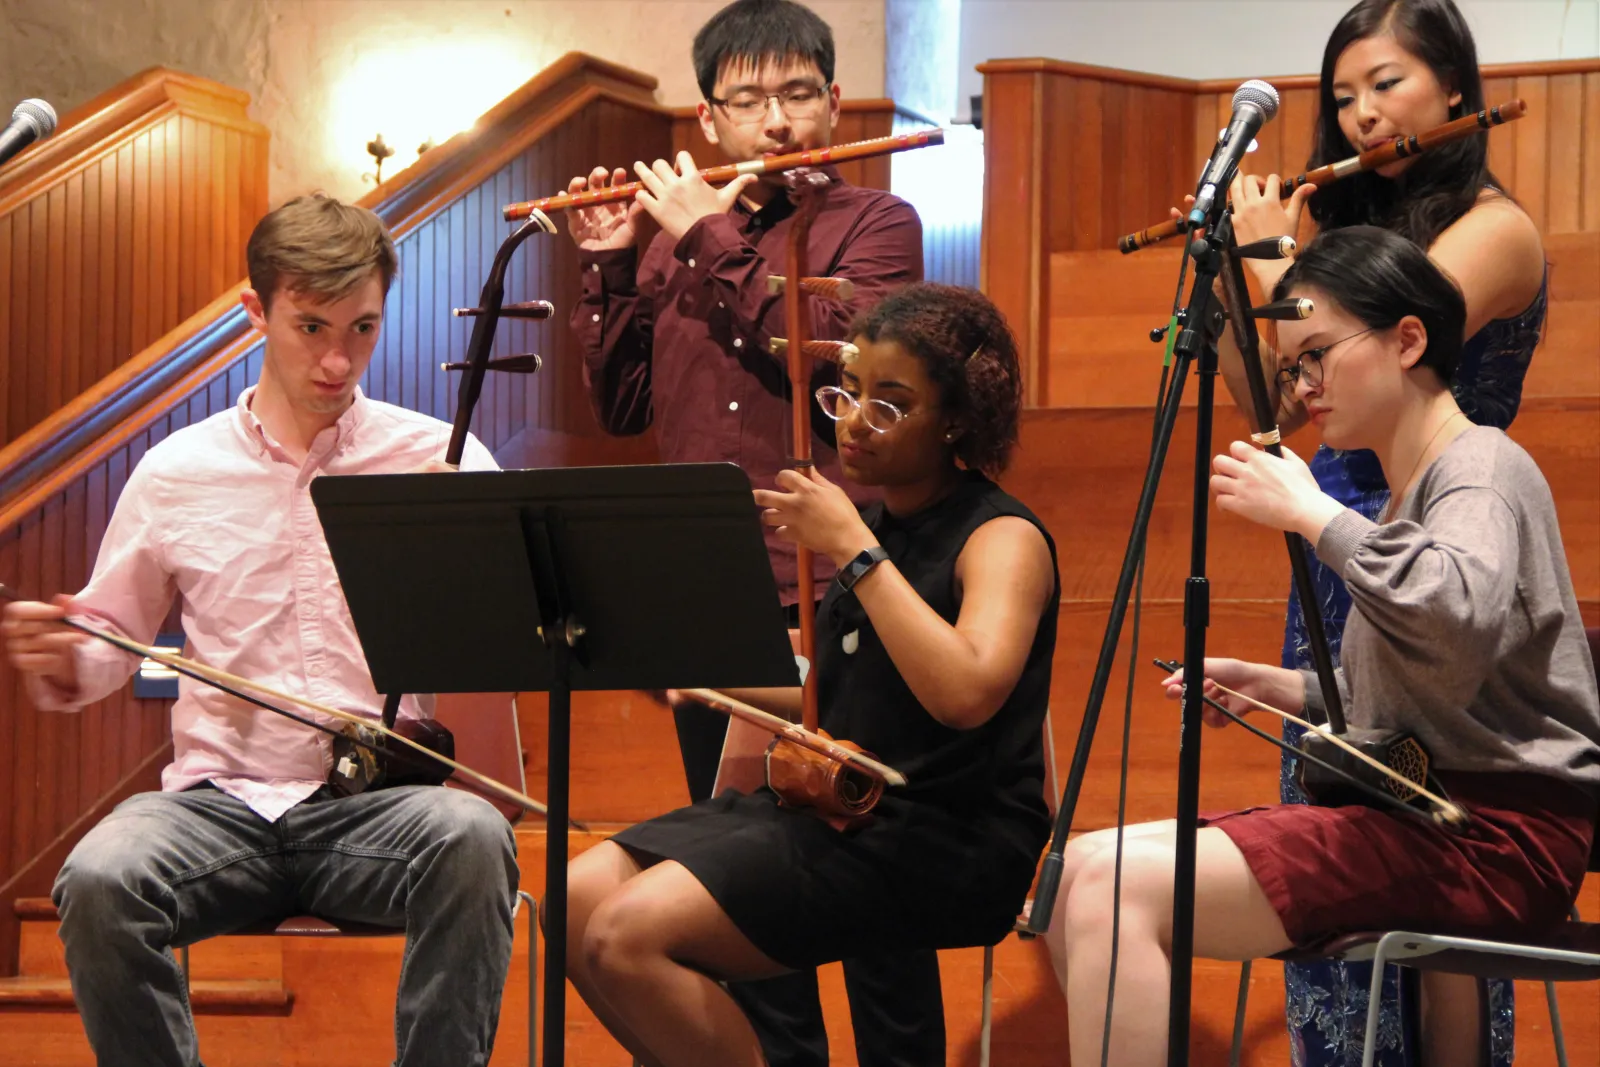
left=1022, top=202, right=1310, bottom=1062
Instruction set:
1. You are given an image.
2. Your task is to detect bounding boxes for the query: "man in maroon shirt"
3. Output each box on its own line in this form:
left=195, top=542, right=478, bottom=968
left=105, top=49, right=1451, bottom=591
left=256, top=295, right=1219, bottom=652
left=565, top=2, right=938, bottom=1065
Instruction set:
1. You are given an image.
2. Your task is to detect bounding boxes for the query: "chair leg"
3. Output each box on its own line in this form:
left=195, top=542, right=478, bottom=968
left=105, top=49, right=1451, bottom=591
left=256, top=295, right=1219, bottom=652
left=1229, top=960, right=1252, bottom=1067
left=518, top=891, right=539, bottom=1067
left=1544, top=980, right=1569, bottom=1067
left=979, top=942, right=995, bottom=1067
left=1361, top=936, right=1397, bottom=1067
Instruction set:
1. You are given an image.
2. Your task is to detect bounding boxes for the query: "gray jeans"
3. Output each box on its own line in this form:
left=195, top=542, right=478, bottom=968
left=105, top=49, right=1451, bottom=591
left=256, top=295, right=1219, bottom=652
left=51, top=783, right=519, bottom=1067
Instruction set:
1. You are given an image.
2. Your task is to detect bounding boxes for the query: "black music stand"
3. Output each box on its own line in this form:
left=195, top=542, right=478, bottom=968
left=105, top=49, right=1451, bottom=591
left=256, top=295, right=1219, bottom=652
left=310, top=462, right=800, bottom=1067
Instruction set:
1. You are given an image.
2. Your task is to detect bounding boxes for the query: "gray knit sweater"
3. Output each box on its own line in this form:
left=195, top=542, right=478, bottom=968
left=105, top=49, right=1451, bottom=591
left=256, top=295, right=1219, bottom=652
left=1302, top=426, right=1600, bottom=785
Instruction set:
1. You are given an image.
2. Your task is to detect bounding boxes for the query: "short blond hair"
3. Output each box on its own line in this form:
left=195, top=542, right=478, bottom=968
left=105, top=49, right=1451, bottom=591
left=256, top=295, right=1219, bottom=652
left=246, top=194, right=397, bottom=310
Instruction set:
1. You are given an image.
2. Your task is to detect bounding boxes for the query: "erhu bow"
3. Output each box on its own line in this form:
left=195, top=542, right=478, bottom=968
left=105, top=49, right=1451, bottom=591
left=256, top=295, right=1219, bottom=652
left=0, top=584, right=549, bottom=817
left=1212, top=226, right=1463, bottom=828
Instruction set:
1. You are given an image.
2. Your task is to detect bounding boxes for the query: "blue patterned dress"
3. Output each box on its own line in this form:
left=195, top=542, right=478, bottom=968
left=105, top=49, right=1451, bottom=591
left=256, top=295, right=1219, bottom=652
left=1278, top=277, right=1547, bottom=1067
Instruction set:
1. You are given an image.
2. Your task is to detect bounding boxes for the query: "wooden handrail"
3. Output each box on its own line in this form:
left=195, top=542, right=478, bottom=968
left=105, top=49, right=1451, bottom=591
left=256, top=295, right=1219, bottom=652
left=0, top=67, right=265, bottom=216
left=980, top=56, right=1600, bottom=95
left=0, top=52, right=662, bottom=535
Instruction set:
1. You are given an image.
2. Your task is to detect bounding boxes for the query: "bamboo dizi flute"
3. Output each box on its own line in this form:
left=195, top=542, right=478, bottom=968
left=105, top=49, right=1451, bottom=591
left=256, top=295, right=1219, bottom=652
left=1117, top=99, right=1526, bottom=253
left=502, top=129, right=945, bottom=221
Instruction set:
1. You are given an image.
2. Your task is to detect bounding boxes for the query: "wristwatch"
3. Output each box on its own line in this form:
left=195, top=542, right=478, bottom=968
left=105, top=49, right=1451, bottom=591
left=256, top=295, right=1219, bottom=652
left=836, top=546, right=889, bottom=592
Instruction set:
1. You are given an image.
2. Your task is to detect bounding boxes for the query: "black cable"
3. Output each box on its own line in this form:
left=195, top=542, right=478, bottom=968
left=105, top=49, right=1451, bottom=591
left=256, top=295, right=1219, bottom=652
left=1098, top=358, right=1174, bottom=1067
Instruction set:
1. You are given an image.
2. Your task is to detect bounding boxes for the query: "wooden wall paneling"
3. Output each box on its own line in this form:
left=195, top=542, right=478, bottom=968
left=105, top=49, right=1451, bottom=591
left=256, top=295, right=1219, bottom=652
left=1277, top=86, right=1318, bottom=188
left=128, top=129, right=152, bottom=384
left=0, top=70, right=269, bottom=450
left=1546, top=73, right=1585, bottom=234
left=1513, top=76, right=1551, bottom=232
left=47, top=183, right=68, bottom=414
left=1585, top=73, right=1600, bottom=231
left=1521, top=231, right=1600, bottom=400
left=0, top=214, right=11, bottom=443
left=981, top=70, right=1050, bottom=404
left=1061, top=76, right=1100, bottom=254
left=1483, top=75, right=1519, bottom=189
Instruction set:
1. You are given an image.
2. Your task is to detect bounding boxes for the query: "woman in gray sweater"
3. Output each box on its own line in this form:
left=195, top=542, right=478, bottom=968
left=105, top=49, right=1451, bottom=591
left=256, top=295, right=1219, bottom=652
left=1044, top=225, right=1599, bottom=1067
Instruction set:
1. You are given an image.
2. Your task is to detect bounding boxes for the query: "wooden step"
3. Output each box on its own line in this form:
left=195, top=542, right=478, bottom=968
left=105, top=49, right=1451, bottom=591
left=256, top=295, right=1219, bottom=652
left=0, top=976, right=293, bottom=1015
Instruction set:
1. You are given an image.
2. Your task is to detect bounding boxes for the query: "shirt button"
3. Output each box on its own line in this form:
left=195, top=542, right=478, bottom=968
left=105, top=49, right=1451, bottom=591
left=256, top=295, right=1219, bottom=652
left=687, top=258, right=696, bottom=269
left=729, top=401, right=739, bottom=412
left=718, top=301, right=725, bottom=309
left=591, top=313, right=600, bottom=322
left=308, top=664, right=325, bottom=676
left=590, top=263, right=599, bottom=273
left=733, top=338, right=743, bottom=349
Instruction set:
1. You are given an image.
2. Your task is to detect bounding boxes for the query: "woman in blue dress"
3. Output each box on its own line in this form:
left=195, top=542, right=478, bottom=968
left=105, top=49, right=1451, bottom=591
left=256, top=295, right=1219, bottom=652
left=1218, top=1, right=1547, bottom=1064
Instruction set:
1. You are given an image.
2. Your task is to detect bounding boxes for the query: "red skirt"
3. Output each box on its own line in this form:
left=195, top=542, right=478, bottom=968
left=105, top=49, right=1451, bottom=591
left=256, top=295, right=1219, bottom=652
left=1202, top=771, right=1596, bottom=946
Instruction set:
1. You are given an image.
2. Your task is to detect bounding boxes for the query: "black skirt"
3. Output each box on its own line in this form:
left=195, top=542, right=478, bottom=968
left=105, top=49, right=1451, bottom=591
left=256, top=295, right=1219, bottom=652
left=610, top=787, right=1039, bottom=970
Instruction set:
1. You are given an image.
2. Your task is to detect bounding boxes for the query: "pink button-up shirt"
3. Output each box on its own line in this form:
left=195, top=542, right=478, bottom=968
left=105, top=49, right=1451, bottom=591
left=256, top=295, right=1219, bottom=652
left=30, top=387, right=498, bottom=820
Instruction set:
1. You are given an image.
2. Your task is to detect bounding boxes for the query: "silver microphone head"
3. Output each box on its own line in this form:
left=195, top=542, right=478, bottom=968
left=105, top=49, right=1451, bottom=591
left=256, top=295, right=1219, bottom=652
left=1233, top=80, right=1280, bottom=121
left=14, top=99, right=58, bottom=138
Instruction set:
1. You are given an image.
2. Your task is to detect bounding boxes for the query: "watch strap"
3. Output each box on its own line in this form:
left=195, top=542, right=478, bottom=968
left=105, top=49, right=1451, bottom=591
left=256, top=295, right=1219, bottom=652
left=836, top=545, right=889, bottom=592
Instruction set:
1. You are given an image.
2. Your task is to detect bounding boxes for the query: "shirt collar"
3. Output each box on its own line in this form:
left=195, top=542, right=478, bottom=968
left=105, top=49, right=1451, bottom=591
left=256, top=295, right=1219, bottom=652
left=733, top=164, right=846, bottom=228
left=235, top=385, right=370, bottom=460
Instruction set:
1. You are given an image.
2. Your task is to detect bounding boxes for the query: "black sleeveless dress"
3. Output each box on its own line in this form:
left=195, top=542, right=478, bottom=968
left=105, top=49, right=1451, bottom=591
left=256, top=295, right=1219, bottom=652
left=611, top=472, right=1058, bottom=969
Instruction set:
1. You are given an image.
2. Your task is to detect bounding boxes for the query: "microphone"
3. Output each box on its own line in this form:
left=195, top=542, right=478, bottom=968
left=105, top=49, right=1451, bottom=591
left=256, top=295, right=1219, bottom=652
left=1189, top=81, right=1279, bottom=225
left=0, top=99, right=59, bottom=169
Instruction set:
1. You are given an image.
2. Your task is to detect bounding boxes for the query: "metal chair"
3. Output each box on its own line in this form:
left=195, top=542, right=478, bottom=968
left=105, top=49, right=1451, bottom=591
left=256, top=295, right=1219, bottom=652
left=178, top=692, right=541, bottom=1065
left=1228, top=627, right=1600, bottom=1067
left=978, top=708, right=1061, bottom=1067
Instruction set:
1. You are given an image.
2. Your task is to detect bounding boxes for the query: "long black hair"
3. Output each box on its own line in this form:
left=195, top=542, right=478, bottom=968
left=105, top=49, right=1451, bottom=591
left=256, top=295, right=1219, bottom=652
left=1307, top=0, right=1502, bottom=248
left=1274, top=226, right=1467, bottom=384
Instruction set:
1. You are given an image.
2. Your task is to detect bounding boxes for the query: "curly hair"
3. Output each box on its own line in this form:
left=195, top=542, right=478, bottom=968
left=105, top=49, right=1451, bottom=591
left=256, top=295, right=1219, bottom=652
left=848, top=284, right=1022, bottom=476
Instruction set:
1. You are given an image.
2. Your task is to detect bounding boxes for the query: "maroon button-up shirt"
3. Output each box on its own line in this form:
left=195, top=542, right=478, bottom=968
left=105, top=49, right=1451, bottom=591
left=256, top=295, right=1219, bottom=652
left=574, top=175, right=922, bottom=602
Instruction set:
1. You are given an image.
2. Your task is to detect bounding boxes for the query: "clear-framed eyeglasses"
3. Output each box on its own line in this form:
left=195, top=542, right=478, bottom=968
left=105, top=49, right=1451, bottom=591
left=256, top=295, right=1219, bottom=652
left=1276, top=326, right=1378, bottom=390
left=708, top=82, right=831, bottom=126
left=815, top=385, right=928, bottom=434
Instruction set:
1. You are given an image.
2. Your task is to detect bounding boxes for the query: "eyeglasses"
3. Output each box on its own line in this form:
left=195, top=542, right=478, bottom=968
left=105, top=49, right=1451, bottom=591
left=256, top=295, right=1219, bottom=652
left=1276, top=326, right=1378, bottom=390
left=708, top=83, right=830, bottom=126
left=815, top=385, right=928, bottom=434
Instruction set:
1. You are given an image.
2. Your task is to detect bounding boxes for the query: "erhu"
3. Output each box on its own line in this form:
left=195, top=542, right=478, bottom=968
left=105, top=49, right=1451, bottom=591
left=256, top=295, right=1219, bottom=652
left=1117, top=99, right=1526, bottom=253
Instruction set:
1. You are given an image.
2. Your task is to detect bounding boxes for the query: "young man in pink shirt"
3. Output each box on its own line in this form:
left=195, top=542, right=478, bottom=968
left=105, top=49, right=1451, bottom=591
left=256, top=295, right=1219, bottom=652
left=2, top=195, right=515, bottom=1067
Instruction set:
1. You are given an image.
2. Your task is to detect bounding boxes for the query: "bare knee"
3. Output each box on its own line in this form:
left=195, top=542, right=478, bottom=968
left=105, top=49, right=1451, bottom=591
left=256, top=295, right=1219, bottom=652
left=1061, top=836, right=1175, bottom=949
left=554, top=842, right=638, bottom=942
left=581, top=891, right=661, bottom=981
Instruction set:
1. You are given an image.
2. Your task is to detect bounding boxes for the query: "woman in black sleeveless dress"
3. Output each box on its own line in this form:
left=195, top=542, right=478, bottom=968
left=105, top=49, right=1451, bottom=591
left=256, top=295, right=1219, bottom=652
left=562, top=284, right=1060, bottom=1067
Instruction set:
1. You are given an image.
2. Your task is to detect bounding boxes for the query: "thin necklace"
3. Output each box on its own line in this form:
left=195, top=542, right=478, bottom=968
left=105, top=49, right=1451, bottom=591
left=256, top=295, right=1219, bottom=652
left=1382, top=409, right=1466, bottom=522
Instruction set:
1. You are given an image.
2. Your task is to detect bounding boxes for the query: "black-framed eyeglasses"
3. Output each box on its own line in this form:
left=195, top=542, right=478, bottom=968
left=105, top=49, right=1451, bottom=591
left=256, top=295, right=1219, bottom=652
left=1276, top=326, right=1378, bottom=390
left=708, top=82, right=831, bottom=126
left=815, top=385, right=929, bottom=434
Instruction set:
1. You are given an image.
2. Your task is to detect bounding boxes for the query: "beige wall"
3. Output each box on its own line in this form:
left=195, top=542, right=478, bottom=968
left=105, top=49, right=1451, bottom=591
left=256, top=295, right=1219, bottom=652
left=0, top=0, right=886, bottom=203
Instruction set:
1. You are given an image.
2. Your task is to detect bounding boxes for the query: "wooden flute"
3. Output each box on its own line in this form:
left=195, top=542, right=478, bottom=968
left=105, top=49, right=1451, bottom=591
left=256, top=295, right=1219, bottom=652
left=1117, top=99, right=1527, bottom=254
left=501, top=128, right=946, bottom=221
